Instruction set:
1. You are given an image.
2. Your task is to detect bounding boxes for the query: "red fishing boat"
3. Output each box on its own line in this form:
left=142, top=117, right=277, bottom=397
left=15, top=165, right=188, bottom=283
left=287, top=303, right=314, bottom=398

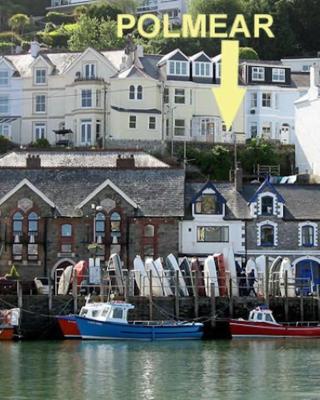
left=56, top=315, right=80, bottom=339
left=230, top=306, right=320, bottom=338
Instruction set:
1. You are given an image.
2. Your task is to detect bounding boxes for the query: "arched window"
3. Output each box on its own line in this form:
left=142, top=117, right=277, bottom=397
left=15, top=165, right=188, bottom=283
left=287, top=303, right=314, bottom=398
left=129, top=85, right=135, bottom=100
left=302, top=225, right=315, bottom=247
left=95, top=212, right=105, bottom=243
left=110, top=212, right=121, bottom=244
left=137, top=85, right=143, bottom=100
left=12, top=212, right=23, bottom=237
left=144, top=224, right=155, bottom=238
left=261, top=196, right=274, bottom=215
left=28, top=212, right=39, bottom=236
left=61, top=224, right=72, bottom=237
left=261, top=225, right=274, bottom=246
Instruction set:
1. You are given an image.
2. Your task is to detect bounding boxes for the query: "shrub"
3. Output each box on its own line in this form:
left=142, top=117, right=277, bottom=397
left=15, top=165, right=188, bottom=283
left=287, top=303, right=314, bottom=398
left=0, top=136, right=16, bottom=153
left=0, top=31, right=22, bottom=45
left=30, top=138, right=51, bottom=148
left=239, top=47, right=259, bottom=60
left=45, top=11, right=75, bottom=25
left=0, top=42, right=15, bottom=54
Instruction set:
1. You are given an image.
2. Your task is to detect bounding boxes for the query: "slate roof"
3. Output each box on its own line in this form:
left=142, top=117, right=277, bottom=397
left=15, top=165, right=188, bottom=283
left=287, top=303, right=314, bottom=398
left=186, top=182, right=320, bottom=221
left=0, top=169, right=185, bottom=218
left=0, top=151, right=169, bottom=169
left=291, top=72, right=310, bottom=88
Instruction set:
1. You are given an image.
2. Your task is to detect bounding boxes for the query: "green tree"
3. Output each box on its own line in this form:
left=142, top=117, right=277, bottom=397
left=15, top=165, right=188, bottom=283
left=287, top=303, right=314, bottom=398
left=190, top=0, right=244, bottom=21
left=87, top=0, right=122, bottom=21
left=68, top=16, right=125, bottom=51
left=8, top=13, right=30, bottom=35
left=73, top=5, right=88, bottom=21
left=239, top=47, right=259, bottom=60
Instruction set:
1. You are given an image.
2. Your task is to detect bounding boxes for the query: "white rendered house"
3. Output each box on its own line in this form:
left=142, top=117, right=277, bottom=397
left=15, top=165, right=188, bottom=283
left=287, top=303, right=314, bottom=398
left=294, top=66, right=320, bottom=175
left=241, top=60, right=309, bottom=144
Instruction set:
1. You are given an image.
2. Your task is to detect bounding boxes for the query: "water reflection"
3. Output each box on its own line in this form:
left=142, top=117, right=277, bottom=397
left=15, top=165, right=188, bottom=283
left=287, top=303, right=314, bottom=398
left=0, top=340, right=320, bottom=400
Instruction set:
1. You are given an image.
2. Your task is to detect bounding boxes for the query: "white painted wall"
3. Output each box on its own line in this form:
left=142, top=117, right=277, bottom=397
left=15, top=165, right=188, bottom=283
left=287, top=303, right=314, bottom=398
left=282, top=58, right=320, bottom=73
left=179, top=219, right=245, bottom=256
left=245, top=86, right=303, bottom=144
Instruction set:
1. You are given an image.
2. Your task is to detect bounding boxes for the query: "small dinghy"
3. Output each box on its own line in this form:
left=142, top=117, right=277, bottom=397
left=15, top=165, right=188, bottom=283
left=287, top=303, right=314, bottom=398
left=108, top=254, right=124, bottom=295
left=230, top=306, right=320, bottom=338
left=204, top=256, right=219, bottom=297
left=279, top=258, right=295, bottom=297
left=179, top=257, right=193, bottom=296
left=190, top=257, right=205, bottom=296
left=58, top=265, right=74, bottom=295
left=145, top=258, right=164, bottom=297
left=154, top=258, right=173, bottom=296
left=165, top=254, right=189, bottom=296
left=133, top=255, right=149, bottom=296
left=223, top=248, right=239, bottom=297
left=74, top=300, right=203, bottom=341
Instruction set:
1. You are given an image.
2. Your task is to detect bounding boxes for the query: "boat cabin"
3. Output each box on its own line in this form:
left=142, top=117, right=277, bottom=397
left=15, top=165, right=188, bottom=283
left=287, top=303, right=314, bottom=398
left=79, top=301, right=135, bottom=324
left=248, top=307, right=278, bottom=325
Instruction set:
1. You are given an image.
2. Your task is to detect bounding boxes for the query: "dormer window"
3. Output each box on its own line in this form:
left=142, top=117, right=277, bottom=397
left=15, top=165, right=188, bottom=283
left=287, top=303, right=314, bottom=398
left=0, top=69, right=9, bottom=86
left=272, top=68, right=285, bottom=83
left=35, top=68, right=47, bottom=85
left=194, top=62, right=212, bottom=78
left=168, top=60, right=189, bottom=76
left=261, top=196, right=274, bottom=215
left=195, top=194, right=222, bottom=215
left=252, top=67, right=265, bottom=81
left=84, top=63, right=96, bottom=79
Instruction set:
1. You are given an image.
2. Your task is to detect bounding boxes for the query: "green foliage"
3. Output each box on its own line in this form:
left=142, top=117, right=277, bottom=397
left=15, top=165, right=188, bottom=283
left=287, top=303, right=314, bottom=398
left=0, top=31, right=22, bottom=45
left=239, top=47, right=259, bottom=60
left=7, top=265, right=20, bottom=280
left=45, top=11, right=75, bottom=26
left=0, top=42, right=15, bottom=53
left=30, top=138, right=51, bottom=148
left=68, top=16, right=125, bottom=51
left=87, top=0, right=122, bottom=21
left=0, top=136, right=16, bottom=153
left=239, top=139, right=280, bottom=173
left=73, top=5, right=88, bottom=20
left=190, top=0, right=244, bottom=20
left=8, top=13, right=30, bottom=34
left=37, top=24, right=78, bottom=48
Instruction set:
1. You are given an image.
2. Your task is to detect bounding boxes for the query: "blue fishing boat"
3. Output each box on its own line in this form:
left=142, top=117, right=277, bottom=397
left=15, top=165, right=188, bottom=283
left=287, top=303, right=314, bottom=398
left=74, top=301, right=203, bottom=341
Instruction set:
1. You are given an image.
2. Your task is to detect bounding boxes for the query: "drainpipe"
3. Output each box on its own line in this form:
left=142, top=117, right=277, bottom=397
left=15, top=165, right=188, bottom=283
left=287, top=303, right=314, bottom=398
left=103, top=82, right=107, bottom=149
left=43, top=215, right=48, bottom=277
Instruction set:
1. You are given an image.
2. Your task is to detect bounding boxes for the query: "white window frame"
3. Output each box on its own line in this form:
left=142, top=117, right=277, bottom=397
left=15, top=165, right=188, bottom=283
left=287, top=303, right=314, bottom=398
left=168, top=60, right=189, bottom=77
left=96, top=89, right=101, bottom=107
left=257, top=220, right=278, bottom=247
left=80, top=119, right=92, bottom=145
left=148, top=116, right=156, bottom=130
left=0, top=69, right=9, bottom=86
left=215, top=62, right=221, bottom=79
left=81, top=89, right=92, bottom=108
left=250, top=122, right=258, bottom=138
left=34, top=94, right=46, bottom=113
left=174, top=119, right=185, bottom=137
left=174, top=88, right=185, bottom=104
left=250, top=92, right=258, bottom=108
left=262, top=93, right=272, bottom=108
left=128, top=85, right=143, bottom=100
left=34, top=68, right=47, bottom=85
left=252, top=67, right=265, bottom=81
left=83, top=63, right=96, bottom=79
left=0, top=123, right=11, bottom=138
left=272, top=68, right=286, bottom=83
left=298, top=222, right=318, bottom=247
left=0, top=95, right=9, bottom=114
left=129, top=115, right=137, bottom=129
left=33, top=122, right=46, bottom=141
left=194, top=62, right=212, bottom=78
left=197, top=226, right=229, bottom=243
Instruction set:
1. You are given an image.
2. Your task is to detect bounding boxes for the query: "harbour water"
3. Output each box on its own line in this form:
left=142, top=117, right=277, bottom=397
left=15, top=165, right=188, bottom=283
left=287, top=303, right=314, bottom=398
left=1, top=340, right=319, bottom=400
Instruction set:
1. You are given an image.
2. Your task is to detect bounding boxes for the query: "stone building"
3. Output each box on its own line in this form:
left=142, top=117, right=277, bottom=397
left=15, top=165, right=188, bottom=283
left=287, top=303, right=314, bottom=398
left=0, top=150, right=184, bottom=281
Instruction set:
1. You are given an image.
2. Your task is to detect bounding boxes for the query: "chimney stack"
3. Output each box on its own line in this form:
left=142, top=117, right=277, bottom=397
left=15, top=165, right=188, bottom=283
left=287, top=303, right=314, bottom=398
left=234, top=162, right=243, bottom=192
left=26, top=154, right=41, bottom=169
left=29, top=41, right=41, bottom=58
left=116, top=154, right=135, bottom=169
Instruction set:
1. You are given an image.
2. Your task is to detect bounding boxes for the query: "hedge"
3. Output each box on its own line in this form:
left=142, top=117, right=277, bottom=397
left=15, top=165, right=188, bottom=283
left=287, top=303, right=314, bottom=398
left=0, top=31, right=22, bottom=45
left=45, top=11, right=75, bottom=25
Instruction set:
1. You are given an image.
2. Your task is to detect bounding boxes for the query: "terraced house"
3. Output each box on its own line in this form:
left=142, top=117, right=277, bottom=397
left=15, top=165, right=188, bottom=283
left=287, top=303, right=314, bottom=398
left=0, top=150, right=184, bottom=281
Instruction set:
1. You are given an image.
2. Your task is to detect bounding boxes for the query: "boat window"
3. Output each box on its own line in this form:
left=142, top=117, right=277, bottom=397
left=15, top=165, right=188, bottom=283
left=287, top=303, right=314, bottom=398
left=80, top=308, right=88, bottom=316
left=101, top=309, right=109, bottom=317
left=265, top=314, right=273, bottom=322
left=112, top=308, right=123, bottom=319
left=257, top=313, right=263, bottom=321
left=91, top=310, right=99, bottom=318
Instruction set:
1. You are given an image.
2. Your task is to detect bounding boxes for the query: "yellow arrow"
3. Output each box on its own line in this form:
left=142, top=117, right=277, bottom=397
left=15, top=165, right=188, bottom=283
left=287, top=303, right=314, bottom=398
left=212, top=40, right=246, bottom=132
